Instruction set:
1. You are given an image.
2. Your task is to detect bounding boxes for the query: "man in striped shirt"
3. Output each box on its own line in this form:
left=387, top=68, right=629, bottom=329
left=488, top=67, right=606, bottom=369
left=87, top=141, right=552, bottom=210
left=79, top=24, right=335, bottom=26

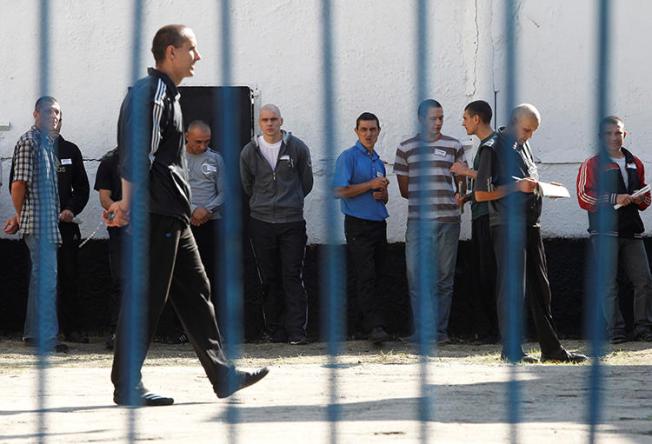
left=394, top=99, right=466, bottom=344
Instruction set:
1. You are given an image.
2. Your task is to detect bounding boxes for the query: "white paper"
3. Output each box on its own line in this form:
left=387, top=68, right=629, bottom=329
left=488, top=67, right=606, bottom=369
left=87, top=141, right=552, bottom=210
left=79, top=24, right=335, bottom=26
left=614, top=184, right=651, bottom=209
left=538, top=181, right=571, bottom=198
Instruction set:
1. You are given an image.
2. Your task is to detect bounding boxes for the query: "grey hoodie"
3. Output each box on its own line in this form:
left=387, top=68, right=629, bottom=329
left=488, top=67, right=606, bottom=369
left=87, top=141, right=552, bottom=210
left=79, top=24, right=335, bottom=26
left=240, top=130, right=313, bottom=223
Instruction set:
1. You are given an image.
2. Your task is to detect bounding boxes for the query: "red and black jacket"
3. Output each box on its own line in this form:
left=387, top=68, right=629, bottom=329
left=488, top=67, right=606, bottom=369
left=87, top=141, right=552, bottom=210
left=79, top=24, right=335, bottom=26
left=576, top=148, right=651, bottom=237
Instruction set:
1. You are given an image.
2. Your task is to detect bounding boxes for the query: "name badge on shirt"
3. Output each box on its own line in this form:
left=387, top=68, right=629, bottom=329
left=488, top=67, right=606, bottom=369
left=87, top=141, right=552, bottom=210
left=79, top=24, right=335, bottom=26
left=61, top=158, right=72, bottom=165
left=279, top=154, right=294, bottom=168
left=434, top=149, right=447, bottom=157
left=204, top=164, right=217, bottom=172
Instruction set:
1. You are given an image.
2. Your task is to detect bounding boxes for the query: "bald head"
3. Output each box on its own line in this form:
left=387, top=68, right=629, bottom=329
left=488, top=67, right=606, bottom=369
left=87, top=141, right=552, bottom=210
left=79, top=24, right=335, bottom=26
left=259, top=104, right=284, bottom=142
left=185, top=120, right=211, bottom=155
left=510, top=103, right=541, bottom=145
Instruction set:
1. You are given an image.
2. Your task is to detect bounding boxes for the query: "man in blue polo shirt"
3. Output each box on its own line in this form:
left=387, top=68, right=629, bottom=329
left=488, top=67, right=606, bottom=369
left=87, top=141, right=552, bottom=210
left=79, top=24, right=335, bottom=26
left=334, top=112, right=391, bottom=345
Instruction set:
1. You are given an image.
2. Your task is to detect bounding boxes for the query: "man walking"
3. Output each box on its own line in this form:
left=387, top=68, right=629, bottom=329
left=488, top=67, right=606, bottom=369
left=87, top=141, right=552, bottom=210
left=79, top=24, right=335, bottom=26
left=333, top=112, right=391, bottom=345
left=475, top=103, right=587, bottom=363
left=106, top=24, right=268, bottom=406
left=394, top=99, right=466, bottom=344
left=240, top=104, right=313, bottom=345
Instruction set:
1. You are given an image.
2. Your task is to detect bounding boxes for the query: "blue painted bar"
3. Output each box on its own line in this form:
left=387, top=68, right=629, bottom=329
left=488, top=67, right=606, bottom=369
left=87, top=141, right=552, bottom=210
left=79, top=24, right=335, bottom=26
left=415, top=1, right=435, bottom=442
left=36, top=1, right=53, bottom=442
left=587, top=1, right=611, bottom=442
left=503, top=1, right=522, bottom=442
left=320, top=1, right=345, bottom=443
left=123, top=0, right=146, bottom=441
left=217, top=1, right=243, bottom=442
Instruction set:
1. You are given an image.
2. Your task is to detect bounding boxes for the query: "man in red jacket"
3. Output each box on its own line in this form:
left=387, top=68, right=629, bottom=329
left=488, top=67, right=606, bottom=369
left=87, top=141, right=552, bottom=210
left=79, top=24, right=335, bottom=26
left=577, top=115, right=652, bottom=343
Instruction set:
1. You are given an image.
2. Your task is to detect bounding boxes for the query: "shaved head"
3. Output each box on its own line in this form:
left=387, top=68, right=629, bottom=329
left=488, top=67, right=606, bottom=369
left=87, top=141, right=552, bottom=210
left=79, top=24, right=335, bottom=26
left=260, top=104, right=282, bottom=118
left=187, top=120, right=211, bottom=134
left=511, top=103, right=541, bottom=126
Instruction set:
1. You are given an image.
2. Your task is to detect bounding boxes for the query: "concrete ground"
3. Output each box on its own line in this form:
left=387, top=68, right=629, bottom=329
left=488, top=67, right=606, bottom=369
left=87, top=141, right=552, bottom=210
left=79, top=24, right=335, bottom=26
left=0, top=338, right=651, bottom=443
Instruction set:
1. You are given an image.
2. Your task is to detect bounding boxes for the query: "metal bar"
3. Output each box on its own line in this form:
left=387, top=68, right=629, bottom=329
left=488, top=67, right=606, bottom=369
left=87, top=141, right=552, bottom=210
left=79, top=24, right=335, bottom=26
left=503, top=1, right=522, bottom=443
left=320, top=1, right=345, bottom=443
left=415, top=1, right=435, bottom=442
left=36, top=2, right=52, bottom=441
left=123, top=1, right=146, bottom=441
left=217, top=1, right=243, bottom=442
left=587, top=0, right=611, bottom=442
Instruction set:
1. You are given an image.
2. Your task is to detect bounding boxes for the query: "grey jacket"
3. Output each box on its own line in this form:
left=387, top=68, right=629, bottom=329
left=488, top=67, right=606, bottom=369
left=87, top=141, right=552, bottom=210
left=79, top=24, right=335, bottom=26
left=240, top=131, right=313, bottom=223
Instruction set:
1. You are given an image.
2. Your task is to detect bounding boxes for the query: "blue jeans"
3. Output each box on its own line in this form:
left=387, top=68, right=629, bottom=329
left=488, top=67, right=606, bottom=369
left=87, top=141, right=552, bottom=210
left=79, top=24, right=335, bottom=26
left=23, top=234, right=59, bottom=342
left=405, top=220, right=460, bottom=340
left=591, top=236, right=652, bottom=337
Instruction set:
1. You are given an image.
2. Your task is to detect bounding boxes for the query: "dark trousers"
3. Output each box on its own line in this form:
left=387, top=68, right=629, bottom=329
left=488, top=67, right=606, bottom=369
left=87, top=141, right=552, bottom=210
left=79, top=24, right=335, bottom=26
left=492, top=225, right=563, bottom=356
left=107, top=227, right=123, bottom=329
left=111, top=214, right=232, bottom=395
left=249, top=218, right=308, bottom=340
left=191, top=219, right=221, bottom=307
left=470, top=215, right=498, bottom=339
left=57, top=222, right=83, bottom=335
left=344, top=215, right=387, bottom=332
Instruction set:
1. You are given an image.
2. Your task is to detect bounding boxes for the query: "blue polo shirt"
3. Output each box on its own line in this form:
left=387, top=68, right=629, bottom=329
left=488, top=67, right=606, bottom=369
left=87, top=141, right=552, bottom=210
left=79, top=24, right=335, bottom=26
left=333, top=141, right=389, bottom=221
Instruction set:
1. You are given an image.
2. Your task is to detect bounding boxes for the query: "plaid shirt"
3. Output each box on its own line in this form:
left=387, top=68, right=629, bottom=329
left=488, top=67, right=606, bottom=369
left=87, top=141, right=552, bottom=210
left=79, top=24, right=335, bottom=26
left=11, top=126, right=62, bottom=245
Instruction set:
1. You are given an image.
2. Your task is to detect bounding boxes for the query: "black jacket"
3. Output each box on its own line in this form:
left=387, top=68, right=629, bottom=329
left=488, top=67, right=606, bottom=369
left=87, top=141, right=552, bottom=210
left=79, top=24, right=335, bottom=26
left=54, top=135, right=90, bottom=215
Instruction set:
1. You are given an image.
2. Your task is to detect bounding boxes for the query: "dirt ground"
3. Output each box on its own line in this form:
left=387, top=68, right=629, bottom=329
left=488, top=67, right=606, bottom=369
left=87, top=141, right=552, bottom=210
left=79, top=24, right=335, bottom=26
left=1, top=338, right=651, bottom=443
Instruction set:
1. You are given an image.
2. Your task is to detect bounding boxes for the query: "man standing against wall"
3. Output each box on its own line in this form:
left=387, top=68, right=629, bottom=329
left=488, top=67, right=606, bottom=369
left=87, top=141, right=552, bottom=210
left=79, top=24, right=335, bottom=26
left=106, top=24, right=268, bottom=406
left=94, top=147, right=122, bottom=350
left=577, top=116, right=652, bottom=343
left=54, top=116, right=90, bottom=344
left=241, top=104, right=313, bottom=345
left=185, top=120, right=224, bottom=302
left=333, top=112, right=391, bottom=345
left=450, top=100, right=499, bottom=344
left=475, top=103, right=587, bottom=363
left=394, top=99, right=466, bottom=344
left=5, top=96, right=68, bottom=353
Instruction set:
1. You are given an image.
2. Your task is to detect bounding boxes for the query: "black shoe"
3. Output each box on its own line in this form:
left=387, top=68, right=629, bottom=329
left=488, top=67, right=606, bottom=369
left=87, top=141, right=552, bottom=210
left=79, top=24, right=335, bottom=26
left=216, top=367, right=270, bottom=399
left=289, top=336, right=309, bottom=345
left=540, top=349, right=587, bottom=364
left=472, top=334, right=499, bottom=345
left=64, top=331, right=89, bottom=344
left=24, top=338, right=69, bottom=353
left=114, top=385, right=174, bottom=407
left=105, top=334, right=115, bottom=351
left=368, top=327, right=391, bottom=345
left=610, top=334, right=628, bottom=344
left=635, top=329, right=652, bottom=342
left=500, top=353, right=539, bottom=364
left=54, top=343, right=69, bottom=353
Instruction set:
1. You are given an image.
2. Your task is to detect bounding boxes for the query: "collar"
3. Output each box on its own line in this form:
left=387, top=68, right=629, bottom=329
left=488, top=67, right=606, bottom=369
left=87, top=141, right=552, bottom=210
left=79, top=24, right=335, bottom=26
left=480, top=131, right=496, bottom=144
left=148, top=67, right=180, bottom=99
left=418, top=132, right=442, bottom=143
left=355, top=140, right=378, bottom=158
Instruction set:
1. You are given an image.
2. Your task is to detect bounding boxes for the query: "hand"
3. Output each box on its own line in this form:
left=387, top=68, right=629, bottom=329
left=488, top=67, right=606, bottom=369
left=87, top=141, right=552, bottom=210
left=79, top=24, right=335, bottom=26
left=516, top=177, right=538, bottom=193
left=59, top=209, right=75, bottom=223
left=191, top=207, right=211, bottom=226
left=3, top=215, right=19, bottom=235
left=454, top=193, right=466, bottom=208
left=632, top=193, right=645, bottom=205
left=450, top=162, right=470, bottom=177
left=368, top=177, right=389, bottom=191
left=104, top=200, right=129, bottom=227
left=372, top=188, right=388, bottom=201
left=616, top=194, right=633, bottom=207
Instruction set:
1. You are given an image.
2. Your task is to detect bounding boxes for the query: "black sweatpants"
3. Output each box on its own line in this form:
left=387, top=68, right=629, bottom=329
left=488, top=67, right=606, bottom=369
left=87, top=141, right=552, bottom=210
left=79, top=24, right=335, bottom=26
left=344, top=215, right=387, bottom=332
left=492, top=225, right=563, bottom=356
left=111, top=214, right=232, bottom=395
left=470, top=215, right=499, bottom=339
left=191, top=219, right=221, bottom=307
left=249, top=218, right=308, bottom=341
left=57, top=222, right=84, bottom=335
left=107, top=227, right=123, bottom=329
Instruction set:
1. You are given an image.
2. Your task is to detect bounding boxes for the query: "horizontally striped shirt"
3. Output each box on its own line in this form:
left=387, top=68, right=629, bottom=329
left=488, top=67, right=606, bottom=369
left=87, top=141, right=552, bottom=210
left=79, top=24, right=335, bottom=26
left=394, top=133, right=466, bottom=222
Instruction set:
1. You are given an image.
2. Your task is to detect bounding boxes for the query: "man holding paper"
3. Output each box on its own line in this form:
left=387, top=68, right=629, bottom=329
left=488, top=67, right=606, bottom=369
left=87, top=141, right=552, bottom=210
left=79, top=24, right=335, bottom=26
left=475, top=103, right=586, bottom=363
left=577, top=116, right=652, bottom=343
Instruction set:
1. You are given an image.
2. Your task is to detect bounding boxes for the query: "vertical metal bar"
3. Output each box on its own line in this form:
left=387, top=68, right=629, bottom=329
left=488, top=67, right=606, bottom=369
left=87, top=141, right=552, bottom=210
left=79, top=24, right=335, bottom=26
left=587, top=1, right=611, bottom=442
left=123, top=1, right=146, bottom=441
left=503, top=0, right=522, bottom=443
left=217, top=1, right=243, bottom=442
left=415, top=1, right=435, bottom=442
left=320, top=1, right=345, bottom=443
left=36, top=2, right=52, bottom=442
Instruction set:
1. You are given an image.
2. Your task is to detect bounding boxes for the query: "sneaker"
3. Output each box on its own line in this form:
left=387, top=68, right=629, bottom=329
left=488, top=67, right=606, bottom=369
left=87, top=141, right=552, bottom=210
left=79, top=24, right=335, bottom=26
left=610, top=334, right=628, bottom=344
left=216, top=367, right=270, bottom=399
left=114, top=384, right=174, bottom=407
left=289, top=336, right=309, bottom=345
left=540, top=349, right=587, bottom=364
left=500, top=353, right=539, bottom=364
left=635, top=329, right=652, bottom=342
left=368, top=327, right=391, bottom=345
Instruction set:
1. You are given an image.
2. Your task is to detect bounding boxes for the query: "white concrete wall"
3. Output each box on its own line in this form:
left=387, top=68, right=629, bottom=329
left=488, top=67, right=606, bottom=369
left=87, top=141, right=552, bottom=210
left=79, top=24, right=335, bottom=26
left=1, top=0, right=650, bottom=242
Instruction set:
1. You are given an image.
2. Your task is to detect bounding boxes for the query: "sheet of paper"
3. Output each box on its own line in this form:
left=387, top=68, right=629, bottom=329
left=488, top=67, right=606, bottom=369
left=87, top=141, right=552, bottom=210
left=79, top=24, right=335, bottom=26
left=538, top=181, right=571, bottom=198
left=614, top=184, right=651, bottom=209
